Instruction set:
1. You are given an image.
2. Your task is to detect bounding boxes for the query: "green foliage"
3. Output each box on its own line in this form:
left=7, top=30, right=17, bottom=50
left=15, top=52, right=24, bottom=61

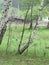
left=20, top=0, right=49, bottom=22
left=0, top=12, right=2, bottom=19
left=42, top=7, right=48, bottom=17
left=24, top=5, right=48, bottom=23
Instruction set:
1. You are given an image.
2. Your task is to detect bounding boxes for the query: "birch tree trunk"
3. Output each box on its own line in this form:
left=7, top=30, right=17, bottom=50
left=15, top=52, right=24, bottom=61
left=0, top=0, right=12, bottom=44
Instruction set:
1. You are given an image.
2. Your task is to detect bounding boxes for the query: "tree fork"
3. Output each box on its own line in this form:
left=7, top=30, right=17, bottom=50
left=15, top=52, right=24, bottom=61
left=18, top=4, right=30, bottom=53
left=17, top=0, right=44, bottom=54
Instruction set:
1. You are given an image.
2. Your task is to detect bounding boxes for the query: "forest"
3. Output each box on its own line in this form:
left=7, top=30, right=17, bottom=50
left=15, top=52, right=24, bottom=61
left=0, top=0, right=49, bottom=65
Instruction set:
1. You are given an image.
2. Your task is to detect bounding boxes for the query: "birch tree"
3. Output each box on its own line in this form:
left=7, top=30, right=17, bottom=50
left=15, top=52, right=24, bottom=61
left=17, top=0, right=45, bottom=54
left=0, top=0, right=12, bottom=44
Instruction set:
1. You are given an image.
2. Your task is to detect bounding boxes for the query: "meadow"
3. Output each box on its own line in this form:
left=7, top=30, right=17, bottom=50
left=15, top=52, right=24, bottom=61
left=0, top=23, right=49, bottom=65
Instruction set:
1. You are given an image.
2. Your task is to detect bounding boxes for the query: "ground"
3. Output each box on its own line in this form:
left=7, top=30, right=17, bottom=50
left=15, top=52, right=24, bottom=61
left=0, top=23, right=49, bottom=65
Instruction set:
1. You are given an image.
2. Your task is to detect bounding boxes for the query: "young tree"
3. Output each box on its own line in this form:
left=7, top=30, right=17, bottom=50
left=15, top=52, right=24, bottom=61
left=18, top=4, right=30, bottom=53
left=17, top=0, right=45, bottom=54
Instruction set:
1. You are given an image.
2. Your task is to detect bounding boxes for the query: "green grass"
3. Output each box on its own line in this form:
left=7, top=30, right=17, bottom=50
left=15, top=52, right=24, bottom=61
left=0, top=13, right=2, bottom=19
left=0, top=24, right=49, bottom=65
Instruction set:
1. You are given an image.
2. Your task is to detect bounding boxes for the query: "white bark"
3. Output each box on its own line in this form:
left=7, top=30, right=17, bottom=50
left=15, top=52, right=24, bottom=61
left=0, top=0, right=12, bottom=44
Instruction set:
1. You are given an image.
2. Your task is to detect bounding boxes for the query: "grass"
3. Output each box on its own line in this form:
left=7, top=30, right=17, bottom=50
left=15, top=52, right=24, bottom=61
left=0, top=23, right=49, bottom=65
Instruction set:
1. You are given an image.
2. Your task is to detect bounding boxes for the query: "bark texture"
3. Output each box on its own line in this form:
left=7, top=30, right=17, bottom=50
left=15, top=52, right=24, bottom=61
left=0, top=0, right=12, bottom=44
